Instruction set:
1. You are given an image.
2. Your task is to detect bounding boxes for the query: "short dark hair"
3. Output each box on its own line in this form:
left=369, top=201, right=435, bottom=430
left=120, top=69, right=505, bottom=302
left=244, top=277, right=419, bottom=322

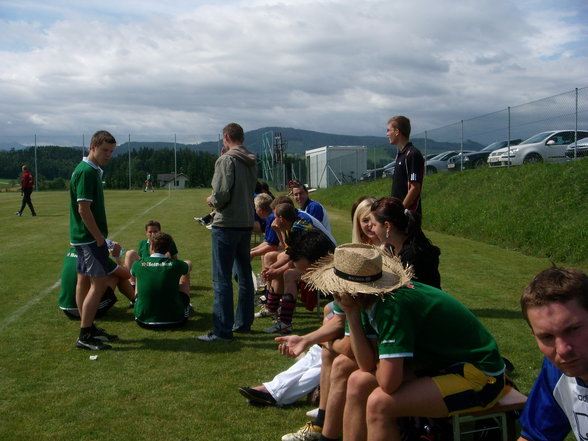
left=90, top=130, right=116, bottom=148
left=388, top=116, right=411, bottom=138
left=223, top=123, right=244, bottom=143
left=151, top=232, right=172, bottom=254
left=271, top=196, right=294, bottom=210
left=274, top=202, right=298, bottom=223
left=145, top=220, right=161, bottom=231
left=521, top=267, right=588, bottom=323
left=286, top=229, right=335, bottom=263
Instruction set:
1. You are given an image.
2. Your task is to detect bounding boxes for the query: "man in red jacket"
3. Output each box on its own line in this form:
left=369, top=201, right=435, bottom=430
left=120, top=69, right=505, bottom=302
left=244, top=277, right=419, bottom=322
left=16, top=165, right=37, bottom=216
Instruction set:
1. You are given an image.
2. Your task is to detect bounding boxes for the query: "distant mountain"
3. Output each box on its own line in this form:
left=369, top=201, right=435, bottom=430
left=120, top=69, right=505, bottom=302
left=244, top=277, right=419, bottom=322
left=0, top=141, right=27, bottom=151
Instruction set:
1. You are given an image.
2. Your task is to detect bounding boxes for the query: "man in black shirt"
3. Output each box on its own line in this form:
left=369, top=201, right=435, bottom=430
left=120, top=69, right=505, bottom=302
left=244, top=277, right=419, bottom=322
left=388, top=115, right=425, bottom=214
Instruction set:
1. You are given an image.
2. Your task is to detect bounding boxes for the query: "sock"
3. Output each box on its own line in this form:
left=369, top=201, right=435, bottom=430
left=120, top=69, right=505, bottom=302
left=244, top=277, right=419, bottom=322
left=79, top=326, right=92, bottom=339
left=266, top=288, right=282, bottom=313
left=278, top=293, right=296, bottom=325
left=319, top=435, right=339, bottom=441
left=313, top=409, right=326, bottom=428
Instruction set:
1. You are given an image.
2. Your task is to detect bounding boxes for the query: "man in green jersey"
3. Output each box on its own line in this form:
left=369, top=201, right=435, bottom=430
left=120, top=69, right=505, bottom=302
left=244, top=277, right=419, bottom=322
left=131, top=232, right=191, bottom=328
left=69, top=130, right=118, bottom=350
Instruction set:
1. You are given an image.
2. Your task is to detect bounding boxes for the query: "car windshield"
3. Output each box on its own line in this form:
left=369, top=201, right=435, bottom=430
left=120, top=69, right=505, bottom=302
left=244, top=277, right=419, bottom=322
left=430, top=152, right=454, bottom=161
left=520, top=132, right=553, bottom=145
left=481, top=141, right=505, bottom=152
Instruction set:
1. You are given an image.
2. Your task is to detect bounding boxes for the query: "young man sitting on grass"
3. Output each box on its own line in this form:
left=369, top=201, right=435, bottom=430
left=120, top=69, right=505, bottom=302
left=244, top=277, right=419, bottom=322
left=131, top=232, right=191, bottom=329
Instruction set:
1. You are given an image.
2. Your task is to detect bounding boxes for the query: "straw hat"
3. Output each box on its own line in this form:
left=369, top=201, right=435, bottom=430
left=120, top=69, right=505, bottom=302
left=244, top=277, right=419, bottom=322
left=301, top=243, right=412, bottom=297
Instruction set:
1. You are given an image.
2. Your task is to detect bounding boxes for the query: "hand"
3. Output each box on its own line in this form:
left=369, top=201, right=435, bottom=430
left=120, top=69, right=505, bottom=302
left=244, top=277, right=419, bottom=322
left=110, top=242, right=122, bottom=258
left=96, top=237, right=106, bottom=247
left=262, top=267, right=278, bottom=281
left=206, top=195, right=212, bottom=205
left=333, top=293, right=361, bottom=313
left=275, top=335, right=307, bottom=358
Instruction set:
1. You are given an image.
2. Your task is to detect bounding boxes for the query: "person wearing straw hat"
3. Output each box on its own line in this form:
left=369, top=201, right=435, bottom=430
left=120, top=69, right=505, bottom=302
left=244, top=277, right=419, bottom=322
left=302, top=243, right=506, bottom=441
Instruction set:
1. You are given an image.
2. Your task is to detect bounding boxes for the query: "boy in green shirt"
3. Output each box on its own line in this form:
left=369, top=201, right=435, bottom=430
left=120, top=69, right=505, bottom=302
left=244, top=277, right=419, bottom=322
left=132, top=232, right=191, bottom=328
left=69, top=130, right=118, bottom=350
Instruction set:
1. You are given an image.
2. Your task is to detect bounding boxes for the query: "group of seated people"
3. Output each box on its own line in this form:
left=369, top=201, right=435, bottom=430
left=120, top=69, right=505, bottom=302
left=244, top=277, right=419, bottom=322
left=58, top=220, right=193, bottom=329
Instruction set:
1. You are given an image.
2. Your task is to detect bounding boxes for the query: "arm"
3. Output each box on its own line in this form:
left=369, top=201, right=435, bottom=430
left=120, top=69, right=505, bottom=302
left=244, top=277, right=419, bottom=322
left=275, top=314, right=345, bottom=357
left=375, top=357, right=404, bottom=394
left=250, top=242, right=279, bottom=259
left=209, top=157, right=234, bottom=209
left=77, top=200, right=105, bottom=246
left=403, top=181, right=422, bottom=210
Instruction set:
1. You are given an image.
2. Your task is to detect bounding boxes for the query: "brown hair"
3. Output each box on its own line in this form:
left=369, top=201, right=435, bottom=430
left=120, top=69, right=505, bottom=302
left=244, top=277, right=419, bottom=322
left=151, top=231, right=173, bottom=254
left=271, top=195, right=294, bottom=210
left=145, top=220, right=161, bottom=231
left=387, top=116, right=411, bottom=138
left=521, top=267, right=588, bottom=323
left=223, top=123, right=244, bottom=143
left=90, top=130, right=116, bottom=148
left=274, top=202, right=298, bottom=223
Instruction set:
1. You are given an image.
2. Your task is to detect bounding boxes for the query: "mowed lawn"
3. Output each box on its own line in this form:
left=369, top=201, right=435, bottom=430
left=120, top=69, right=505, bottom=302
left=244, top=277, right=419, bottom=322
left=0, top=188, right=583, bottom=441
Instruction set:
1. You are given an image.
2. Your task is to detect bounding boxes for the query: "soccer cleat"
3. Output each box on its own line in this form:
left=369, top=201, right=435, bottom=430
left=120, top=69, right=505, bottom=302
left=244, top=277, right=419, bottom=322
left=281, top=422, right=322, bottom=441
left=263, top=321, right=292, bottom=335
left=91, top=325, right=118, bottom=342
left=15, top=212, right=22, bottom=216
left=254, top=306, right=276, bottom=319
left=76, top=336, right=112, bottom=351
left=197, top=332, right=233, bottom=342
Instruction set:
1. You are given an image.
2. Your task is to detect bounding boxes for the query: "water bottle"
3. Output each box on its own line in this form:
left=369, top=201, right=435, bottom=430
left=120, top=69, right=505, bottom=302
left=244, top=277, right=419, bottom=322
left=105, top=239, right=124, bottom=256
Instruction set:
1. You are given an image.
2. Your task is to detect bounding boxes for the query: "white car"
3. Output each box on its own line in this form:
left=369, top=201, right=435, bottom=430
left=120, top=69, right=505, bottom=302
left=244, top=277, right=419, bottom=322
left=487, top=130, right=588, bottom=167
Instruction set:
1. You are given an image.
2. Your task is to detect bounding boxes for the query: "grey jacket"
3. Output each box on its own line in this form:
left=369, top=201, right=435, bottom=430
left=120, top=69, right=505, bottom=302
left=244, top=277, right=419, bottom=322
left=210, top=145, right=257, bottom=228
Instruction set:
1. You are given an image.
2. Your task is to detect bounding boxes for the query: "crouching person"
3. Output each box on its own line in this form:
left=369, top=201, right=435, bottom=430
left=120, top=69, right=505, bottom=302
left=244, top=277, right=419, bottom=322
left=132, top=232, right=191, bottom=329
left=302, top=243, right=506, bottom=441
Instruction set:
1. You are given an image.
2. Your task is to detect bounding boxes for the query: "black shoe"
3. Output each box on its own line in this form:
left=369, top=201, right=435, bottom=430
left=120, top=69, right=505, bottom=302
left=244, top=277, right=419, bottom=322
left=91, top=325, right=118, bottom=342
left=76, top=336, right=112, bottom=350
left=238, top=387, right=276, bottom=406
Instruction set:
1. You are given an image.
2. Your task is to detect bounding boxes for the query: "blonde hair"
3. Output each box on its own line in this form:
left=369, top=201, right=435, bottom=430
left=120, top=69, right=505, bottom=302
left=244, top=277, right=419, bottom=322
left=352, top=197, right=377, bottom=244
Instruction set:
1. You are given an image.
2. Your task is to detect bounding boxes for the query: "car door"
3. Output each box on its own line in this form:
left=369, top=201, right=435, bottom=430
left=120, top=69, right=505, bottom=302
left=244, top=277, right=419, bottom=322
left=545, top=131, right=574, bottom=162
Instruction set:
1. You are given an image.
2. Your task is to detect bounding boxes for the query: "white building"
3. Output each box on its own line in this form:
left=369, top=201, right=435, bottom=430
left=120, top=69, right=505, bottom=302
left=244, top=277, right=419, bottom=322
left=157, top=173, right=189, bottom=189
left=305, top=146, right=367, bottom=189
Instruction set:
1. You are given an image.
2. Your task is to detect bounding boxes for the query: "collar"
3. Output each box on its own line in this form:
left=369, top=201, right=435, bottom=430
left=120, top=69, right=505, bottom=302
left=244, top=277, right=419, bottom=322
left=150, top=253, right=166, bottom=258
left=83, top=157, right=104, bottom=177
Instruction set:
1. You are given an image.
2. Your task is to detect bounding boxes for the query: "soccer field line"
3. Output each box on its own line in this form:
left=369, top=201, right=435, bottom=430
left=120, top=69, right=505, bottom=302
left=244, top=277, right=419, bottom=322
left=0, top=195, right=170, bottom=333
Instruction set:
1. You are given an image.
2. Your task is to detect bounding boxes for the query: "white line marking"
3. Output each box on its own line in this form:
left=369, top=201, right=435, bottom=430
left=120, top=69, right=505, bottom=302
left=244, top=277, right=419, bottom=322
left=0, top=195, right=169, bottom=332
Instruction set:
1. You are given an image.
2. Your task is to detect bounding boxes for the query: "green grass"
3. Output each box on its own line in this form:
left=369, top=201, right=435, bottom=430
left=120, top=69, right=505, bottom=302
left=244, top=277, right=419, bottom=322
left=0, top=183, right=585, bottom=440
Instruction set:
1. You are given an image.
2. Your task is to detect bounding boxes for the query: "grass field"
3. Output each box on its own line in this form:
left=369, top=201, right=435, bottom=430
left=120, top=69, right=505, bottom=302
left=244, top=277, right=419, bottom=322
left=0, top=187, right=584, bottom=440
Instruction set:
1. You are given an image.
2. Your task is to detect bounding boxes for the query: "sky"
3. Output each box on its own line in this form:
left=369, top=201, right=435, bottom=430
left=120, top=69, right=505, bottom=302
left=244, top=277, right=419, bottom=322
left=1, top=0, right=587, bottom=145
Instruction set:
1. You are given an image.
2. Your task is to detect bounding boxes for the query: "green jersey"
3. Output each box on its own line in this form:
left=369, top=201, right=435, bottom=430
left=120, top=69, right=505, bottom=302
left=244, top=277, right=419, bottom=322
left=362, top=282, right=504, bottom=374
left=69, top=159, right=107, bottom=245
left=132, top=255, right=189, bottom=326
left=137, top=239, right=179, bottom=259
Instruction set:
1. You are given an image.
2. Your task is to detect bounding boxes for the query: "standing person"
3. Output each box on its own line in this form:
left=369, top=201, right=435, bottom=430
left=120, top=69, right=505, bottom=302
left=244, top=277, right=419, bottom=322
left=198, top=123, right=258, bottom=342
left=288, top=180, right=331, bottom=232
left=16, top=165, right=36, bottom=216
left=388, top=116, right=425, bottom=214
left=518, top=267, right=588, bottom=441
left=69, top=130, right=118, bottom=350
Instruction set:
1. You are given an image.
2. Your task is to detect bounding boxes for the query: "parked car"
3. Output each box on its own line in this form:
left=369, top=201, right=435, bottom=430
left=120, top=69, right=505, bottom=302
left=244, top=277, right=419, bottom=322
left=360, top=161, right=395, bottom=181
left=565, top=137, right=588, bottom=159
left=447, top=139, right=522, bottom=171
left=487, top=130, right=588, bottom=167
left=425, top=150, right=473, bottom=174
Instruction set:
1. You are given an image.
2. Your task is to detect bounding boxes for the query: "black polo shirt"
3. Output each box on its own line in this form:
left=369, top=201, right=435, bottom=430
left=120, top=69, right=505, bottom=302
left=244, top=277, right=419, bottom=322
left=391, top=142, right=425, bottom=213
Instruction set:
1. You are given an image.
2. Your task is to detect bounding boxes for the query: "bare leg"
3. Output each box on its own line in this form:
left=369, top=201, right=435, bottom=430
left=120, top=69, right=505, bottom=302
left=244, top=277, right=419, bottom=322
left=79, top=275, right=109, bottom=328
left=322, top=354, right=359, bottom=439
left=124, top=249, right=139, bottom=287
left=343, top=370, right=379, bottom=441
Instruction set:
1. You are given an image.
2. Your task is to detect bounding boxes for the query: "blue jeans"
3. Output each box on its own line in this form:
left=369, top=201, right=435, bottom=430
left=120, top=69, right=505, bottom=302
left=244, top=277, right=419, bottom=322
left=211, top=227, right=254, bottom=338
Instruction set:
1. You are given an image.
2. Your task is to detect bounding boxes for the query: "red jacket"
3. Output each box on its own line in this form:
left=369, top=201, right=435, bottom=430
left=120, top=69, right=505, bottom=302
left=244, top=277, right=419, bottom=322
left=21, top=171, right=34, bottom=190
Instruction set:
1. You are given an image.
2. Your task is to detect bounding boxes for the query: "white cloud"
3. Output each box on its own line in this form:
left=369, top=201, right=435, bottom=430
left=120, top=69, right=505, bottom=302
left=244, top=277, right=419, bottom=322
left=0, top=0, right=586, bottom=144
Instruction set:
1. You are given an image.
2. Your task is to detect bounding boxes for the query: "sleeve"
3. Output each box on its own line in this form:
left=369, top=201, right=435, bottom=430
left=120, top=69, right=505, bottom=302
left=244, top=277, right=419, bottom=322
left=75, top=169, right=96, bottom=202
left=405, top=149, right=424, bottom=184
left=519, top=358, right=571, bottom=441
left=210, top=156, right=235, bottom=209
left=306, top=202, right=324, bottom=223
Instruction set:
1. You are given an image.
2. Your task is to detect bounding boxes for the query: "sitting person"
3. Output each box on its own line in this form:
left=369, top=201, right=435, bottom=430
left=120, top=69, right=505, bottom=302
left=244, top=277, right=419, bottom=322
left=518, top=267, right=588, bottom=441
left=302, top=243, right=505, bottom=441
left=131, top=232, right=191, bottom=329
left=58, top=243, right=135, bottom=319
left=125, top=220, right=192, bottom=293
left=288, top=180, right=331, bottom=233
left=259, top=206, right=336, bottom=334
left=252, top=192, right=273, bottom=234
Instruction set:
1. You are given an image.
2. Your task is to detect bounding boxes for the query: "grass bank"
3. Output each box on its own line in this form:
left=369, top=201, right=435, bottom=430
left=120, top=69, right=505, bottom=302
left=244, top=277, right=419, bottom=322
left=313, top=159, right=588, bottom=265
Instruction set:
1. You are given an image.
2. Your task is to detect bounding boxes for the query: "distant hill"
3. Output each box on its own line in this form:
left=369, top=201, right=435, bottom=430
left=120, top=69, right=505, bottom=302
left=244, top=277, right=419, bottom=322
left=0, top=141, right=27, bottom=151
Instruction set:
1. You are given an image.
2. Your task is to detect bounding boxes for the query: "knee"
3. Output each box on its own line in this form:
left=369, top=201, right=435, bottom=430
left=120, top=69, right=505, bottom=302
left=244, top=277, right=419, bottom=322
left=367, top=388, right=394, bottom=422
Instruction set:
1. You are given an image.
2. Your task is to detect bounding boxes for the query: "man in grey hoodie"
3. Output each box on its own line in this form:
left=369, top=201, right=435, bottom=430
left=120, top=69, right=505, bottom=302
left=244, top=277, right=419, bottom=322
left=198, top=123, right=258, bottom=342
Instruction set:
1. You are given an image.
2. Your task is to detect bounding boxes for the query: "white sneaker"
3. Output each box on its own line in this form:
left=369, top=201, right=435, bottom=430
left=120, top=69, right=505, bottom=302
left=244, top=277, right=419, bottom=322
left=263, top=321, right=292, bottom=335
left=254, top=307, right=276, bottom=319
left=306, top=408, right=319, bottom=419
left=281, top=422, right=322, bottom=441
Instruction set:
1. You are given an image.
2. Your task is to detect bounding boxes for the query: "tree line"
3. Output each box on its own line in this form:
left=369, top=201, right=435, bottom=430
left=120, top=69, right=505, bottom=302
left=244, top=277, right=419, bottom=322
left=0, top=146, right=219, bottom=190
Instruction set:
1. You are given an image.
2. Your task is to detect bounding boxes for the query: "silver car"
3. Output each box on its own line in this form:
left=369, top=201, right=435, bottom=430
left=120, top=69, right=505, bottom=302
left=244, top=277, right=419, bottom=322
left=425, top=150, right=473, bottom=174
left=487, top=130, right=588, bottom=167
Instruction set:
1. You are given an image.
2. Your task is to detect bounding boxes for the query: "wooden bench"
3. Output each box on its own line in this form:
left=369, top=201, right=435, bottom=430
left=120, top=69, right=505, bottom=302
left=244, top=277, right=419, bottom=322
left=451, top=387, right=527, bottom=441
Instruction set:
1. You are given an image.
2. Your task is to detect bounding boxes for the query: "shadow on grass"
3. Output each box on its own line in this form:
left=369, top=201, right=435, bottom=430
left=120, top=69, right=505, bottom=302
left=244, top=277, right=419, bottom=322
left=469, top=308, right=523, bottom=319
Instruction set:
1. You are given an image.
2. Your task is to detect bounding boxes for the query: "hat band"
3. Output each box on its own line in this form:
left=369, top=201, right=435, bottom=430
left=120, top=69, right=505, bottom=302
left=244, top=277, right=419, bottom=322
left=333, top=268, right=382, bottom=283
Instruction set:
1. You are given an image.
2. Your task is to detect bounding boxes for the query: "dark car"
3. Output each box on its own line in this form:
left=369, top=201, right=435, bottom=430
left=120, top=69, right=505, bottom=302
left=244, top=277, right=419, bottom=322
left=565, top=137, right=588, bottom=159
left=448, top=139, right=522, bottom=171
left=360, top=161, right=395, bottom=181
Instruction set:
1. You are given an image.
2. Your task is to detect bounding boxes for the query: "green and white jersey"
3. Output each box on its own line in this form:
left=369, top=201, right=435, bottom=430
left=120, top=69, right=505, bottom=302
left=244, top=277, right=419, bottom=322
left=132, top=254, right=189, bottom=325
left=58, top=248, right=117, bottom=310
left=137, top=239, right=179, bottom=260
left=69, top=159, right=107, bottom=245
left=362, top=281, right=504, bottom=375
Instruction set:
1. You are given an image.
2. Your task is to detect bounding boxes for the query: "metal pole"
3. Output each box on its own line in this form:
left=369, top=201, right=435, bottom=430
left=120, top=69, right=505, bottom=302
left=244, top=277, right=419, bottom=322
left=82, top=134, right=85, bottom=159
left=575, top=88, right=579, bottom=159
left=34, top=134, right=38, bottom=191
left=507, top=107, right=511, bottom=168
left=128, top=134, right=132, bottom=190
left=174, top=134, right=177, bottom=190
left=460, top=120, right=464, bottom=171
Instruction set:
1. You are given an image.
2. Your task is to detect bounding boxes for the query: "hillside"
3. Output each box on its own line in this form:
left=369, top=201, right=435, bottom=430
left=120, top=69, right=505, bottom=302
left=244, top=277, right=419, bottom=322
left=311, top=159, right=588, bottom=265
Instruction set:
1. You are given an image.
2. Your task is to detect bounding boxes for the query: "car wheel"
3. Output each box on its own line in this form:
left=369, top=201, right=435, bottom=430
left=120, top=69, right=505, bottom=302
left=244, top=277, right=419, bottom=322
left=426, top=166, right=437, bottom=175
left=474, top=158, right=487, bottom=168
left=523, top=153, right=543, bottom=164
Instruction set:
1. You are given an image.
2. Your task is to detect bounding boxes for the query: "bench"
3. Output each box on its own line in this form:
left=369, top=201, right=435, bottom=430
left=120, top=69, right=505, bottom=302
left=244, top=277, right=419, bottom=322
left=451, top=387, right=527, bottom=441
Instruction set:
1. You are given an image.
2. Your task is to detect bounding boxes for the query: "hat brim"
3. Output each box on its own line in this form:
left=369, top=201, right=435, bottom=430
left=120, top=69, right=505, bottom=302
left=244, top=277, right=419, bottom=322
left=301, top=248, right=412, bottom=296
